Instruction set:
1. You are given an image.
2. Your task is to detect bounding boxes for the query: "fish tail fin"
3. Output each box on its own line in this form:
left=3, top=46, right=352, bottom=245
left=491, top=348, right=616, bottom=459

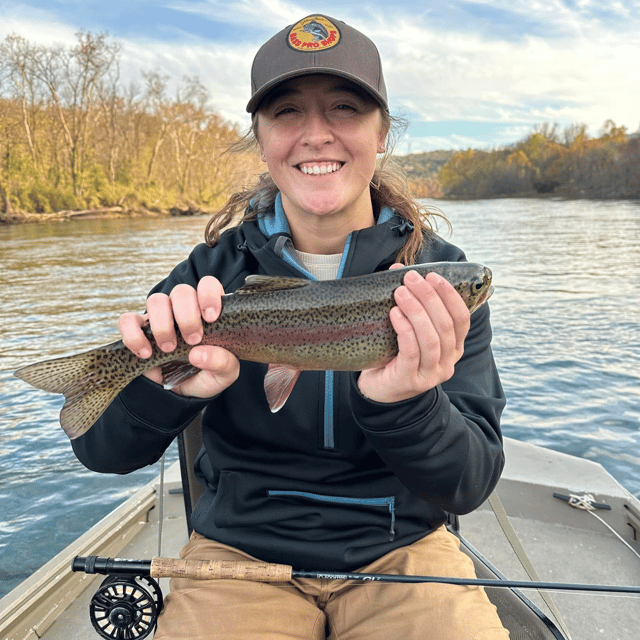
left=14, top=341, right=140, bottom=440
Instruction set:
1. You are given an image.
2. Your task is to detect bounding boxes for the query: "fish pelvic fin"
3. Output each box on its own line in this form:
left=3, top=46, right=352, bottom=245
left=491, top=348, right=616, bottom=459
left=264, top=364, right=301, bottom=413
left=161, top=360, right=201, bottom=388
left=14, top=340, right=141, bottom=440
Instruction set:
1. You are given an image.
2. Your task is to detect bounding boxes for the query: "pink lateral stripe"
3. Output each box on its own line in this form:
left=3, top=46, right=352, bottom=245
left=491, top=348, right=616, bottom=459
left=205, top=318, right=391, bottom=348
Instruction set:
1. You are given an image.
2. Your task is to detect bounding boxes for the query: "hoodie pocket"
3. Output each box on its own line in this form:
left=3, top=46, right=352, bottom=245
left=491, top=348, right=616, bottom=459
left=267, top=490, right=396, bottom=541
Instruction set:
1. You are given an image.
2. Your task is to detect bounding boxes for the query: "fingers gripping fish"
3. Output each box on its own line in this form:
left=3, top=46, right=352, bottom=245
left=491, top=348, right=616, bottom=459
left=14, top=262, right=493, bottom=440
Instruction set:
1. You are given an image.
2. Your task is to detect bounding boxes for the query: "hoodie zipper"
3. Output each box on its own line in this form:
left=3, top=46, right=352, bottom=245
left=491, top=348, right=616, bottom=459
left=259, top=193, right=396, bottom=451
left=267, top=490, right=396, bottom=541
left=272, top=213, right=351, bottom=451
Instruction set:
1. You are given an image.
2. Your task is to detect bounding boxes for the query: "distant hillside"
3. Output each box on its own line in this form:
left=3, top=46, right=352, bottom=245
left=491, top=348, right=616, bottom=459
left=393, top=151, right=455, bottom=178
left=393, top=122, right=640, bottom=201
left=392, top=151, right=454, bottom=198
left=438, top=121, right=640, bottom=199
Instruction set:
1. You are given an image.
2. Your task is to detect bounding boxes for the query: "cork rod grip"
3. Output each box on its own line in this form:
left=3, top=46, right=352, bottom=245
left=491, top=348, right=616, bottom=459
left=150, top=557, right=293, bottom=582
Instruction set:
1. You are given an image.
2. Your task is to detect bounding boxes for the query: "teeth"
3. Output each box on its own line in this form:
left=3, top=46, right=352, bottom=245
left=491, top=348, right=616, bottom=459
left=300, top=162, right=342, bottom=175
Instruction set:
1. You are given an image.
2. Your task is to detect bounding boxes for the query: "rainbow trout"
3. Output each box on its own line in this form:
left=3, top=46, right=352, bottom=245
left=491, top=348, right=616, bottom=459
left=15, top=262, right=492, bottom=439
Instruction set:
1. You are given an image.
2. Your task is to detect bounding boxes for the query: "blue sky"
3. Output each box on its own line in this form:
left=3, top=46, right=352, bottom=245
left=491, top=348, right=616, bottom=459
left=1, top=0, right=639, bottom=153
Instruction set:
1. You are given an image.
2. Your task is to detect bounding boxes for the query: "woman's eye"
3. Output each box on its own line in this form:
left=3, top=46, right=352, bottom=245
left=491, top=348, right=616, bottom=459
left=274, top=107, right=296, bottom=117
left=335, top=103, right=357, bottom=112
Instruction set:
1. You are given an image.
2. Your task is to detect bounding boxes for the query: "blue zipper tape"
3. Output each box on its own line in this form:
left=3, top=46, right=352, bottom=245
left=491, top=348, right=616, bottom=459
left=267, top=490, right=396, bottom=540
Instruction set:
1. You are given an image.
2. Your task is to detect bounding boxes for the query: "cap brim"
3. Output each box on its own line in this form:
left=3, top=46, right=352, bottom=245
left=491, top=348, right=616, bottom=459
left=246, top=68, right=388, bottom=113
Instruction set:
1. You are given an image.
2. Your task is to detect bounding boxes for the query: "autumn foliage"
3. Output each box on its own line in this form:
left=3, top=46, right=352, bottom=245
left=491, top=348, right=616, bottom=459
left=2, top=31, right=637, bottom=217
left=0, top=31, right=261, bottom=217
left=439, top=122, right=640, bottom=199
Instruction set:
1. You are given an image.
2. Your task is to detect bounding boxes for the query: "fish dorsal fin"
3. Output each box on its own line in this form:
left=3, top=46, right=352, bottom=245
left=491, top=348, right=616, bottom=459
left=237, top=274, right=310, bottom=294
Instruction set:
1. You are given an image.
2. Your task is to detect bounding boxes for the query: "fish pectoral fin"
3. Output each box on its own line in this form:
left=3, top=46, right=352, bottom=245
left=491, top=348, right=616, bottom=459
left=237, top=275, right=310, bottom=294
left=264, top=364, right=301, bottom=413
left=161, top=360, right=201, bottom=388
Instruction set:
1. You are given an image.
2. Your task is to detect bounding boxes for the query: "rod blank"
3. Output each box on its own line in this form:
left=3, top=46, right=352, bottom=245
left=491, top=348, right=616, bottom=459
left=293, top=569, right=640, bottom=594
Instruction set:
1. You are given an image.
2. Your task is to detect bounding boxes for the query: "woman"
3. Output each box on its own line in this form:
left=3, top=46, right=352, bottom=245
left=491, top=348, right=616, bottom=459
left=72, top=14, right=508, bottom=639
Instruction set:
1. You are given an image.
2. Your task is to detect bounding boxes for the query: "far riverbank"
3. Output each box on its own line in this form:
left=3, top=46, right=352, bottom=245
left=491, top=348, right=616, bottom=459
left=3, top=192, right=639, bottom=227
left=0, top=204, right=210, bottom=226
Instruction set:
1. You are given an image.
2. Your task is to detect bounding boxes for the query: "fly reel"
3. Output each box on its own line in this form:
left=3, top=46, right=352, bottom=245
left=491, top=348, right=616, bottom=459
left=89, top=574, right=163, bottom=640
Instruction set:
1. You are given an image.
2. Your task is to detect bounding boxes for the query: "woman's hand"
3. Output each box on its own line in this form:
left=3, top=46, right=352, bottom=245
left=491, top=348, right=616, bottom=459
left=118, top=276, right=240, bottom=398
left=357, top=265, right=470, bottom=404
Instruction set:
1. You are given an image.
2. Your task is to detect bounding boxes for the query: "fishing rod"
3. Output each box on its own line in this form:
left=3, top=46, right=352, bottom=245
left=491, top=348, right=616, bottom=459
left=73, top=554, right=640, bottom=593
left=71, top=555, right=640, bottom=640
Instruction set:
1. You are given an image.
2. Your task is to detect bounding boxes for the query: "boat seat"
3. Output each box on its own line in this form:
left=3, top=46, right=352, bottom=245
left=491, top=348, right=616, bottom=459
left=177, top=411, right=205, bottom=535
left=177, top=413, right=567, bottom=640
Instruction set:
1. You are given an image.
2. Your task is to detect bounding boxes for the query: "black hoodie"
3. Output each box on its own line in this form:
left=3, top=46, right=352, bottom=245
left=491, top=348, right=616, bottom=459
left=72, top=200, right=506, bottom=571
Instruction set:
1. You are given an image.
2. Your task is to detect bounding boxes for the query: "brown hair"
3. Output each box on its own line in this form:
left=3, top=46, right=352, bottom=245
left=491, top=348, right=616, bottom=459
left=204, top=110, right=447, bottom=265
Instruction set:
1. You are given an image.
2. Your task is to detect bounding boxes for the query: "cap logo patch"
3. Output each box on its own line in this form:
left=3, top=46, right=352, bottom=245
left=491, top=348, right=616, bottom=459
left=287, top=15, right=341, bottom=52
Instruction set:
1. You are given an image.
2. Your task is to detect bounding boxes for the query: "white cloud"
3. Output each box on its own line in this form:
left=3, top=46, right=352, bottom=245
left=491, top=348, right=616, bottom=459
left=119, top=37, right=253, bottom=125
left=396, top=122, right=537, bottom=153
left=396, top=134, right=489, bottom=154
left=165, top=0, right=307, bottom=31
left=361, top=10, right=640, bottom=142
left=459, top=0, right=640, bottom=36
left=0, top=2, right=79, bottom=45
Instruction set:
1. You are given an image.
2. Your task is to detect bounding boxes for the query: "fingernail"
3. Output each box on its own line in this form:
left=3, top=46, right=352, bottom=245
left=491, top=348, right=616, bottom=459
left=405, top=270, right=422, bottom=284
left=187, top=333, right=202, bottom=345
left=203, top=307, right=217, bottom=323
left=139, top=347, right=152, bottom=359
left=160, top=341, right=175, bottom=352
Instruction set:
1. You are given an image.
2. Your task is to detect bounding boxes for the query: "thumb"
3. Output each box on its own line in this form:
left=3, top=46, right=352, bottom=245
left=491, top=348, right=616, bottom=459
left=177, top=346, right=240, bottom=398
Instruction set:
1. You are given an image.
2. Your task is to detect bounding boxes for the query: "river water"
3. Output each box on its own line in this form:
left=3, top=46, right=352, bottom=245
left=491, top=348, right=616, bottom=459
left=1, top=198, right=639, bottom=598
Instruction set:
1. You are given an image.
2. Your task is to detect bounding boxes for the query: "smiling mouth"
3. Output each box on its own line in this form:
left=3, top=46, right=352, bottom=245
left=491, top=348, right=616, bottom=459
left=297, top=162, right=344, bottom=175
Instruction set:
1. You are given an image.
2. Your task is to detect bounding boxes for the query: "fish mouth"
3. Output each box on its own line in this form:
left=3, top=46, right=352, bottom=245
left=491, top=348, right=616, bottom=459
left=484, top=285, right=494, bottom=304
left=470, top=284, right=494, bottom=313
left=296, top=161, right=344, bottom=175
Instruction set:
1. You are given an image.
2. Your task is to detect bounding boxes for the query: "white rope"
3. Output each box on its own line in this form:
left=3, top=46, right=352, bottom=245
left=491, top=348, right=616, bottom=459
left=566, top=494, right=640, bottom=562
left=488, top=491, right=573, bottom=640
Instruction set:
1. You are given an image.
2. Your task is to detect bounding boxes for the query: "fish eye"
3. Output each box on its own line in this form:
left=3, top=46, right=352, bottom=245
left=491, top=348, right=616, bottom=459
left=473, top=281, right=484, bottom=291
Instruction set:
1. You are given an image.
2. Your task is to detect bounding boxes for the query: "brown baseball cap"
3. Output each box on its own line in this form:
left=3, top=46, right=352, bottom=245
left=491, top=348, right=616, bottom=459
left=247, top=14, right=388, bottom=113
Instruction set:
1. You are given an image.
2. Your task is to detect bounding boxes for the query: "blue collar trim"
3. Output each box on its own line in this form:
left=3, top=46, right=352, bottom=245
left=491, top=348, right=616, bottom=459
left=378, top=205, right=394, bottom=224
left=258, top=193, right=395, bottom=238
left=258, top=192, right=290, bottom=237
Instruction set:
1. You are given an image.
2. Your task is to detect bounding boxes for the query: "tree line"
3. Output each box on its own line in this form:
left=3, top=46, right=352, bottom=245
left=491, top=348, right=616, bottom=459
left=0, top=31, right=261, bottom=218
left=438, top=121, right=640, bottom=199
left=393, top=151, right=453, bottom=199
left=1, top=30, right=637, bottom=219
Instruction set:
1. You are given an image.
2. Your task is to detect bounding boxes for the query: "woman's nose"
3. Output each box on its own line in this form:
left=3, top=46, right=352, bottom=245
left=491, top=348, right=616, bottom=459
left=300, top=111, right=334, bottom=147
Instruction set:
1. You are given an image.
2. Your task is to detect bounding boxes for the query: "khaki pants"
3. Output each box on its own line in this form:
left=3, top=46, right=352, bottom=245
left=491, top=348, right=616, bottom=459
left=154, top=526, right=509, bottom=639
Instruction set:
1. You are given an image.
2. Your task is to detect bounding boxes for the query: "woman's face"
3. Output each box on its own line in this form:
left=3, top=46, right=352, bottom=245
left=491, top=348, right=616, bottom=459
left=255, top=75, right=387, bottom=228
